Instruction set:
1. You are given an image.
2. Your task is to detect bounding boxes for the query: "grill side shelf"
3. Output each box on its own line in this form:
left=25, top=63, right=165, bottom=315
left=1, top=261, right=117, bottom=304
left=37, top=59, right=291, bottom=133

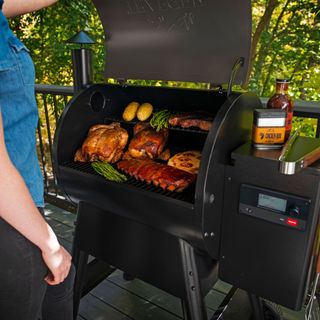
left=62, top=162, right=195, bottom=204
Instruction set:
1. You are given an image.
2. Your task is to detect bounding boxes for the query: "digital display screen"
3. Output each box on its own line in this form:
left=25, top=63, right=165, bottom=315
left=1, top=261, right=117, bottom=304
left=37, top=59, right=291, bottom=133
left=258, top=193, right=287, bottom=212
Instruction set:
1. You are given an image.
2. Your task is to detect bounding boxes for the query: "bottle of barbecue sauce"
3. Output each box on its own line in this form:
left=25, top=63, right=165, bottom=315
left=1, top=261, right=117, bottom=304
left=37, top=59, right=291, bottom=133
left=267, top=79, right=294, bottom=141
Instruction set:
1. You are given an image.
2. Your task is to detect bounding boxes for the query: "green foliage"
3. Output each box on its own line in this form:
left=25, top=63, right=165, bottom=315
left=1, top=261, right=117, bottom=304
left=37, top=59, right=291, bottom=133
left=292, top=117, right=317, bottom=137
left=8, top=0, right=320, bottom=102
left=9, top=0, right=105, bottom=85
left=249, top=0, right=320, bottom=101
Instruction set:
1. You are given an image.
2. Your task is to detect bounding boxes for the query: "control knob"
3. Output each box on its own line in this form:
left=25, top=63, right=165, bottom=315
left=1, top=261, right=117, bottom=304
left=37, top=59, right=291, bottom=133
left=289, top=206, right=301, bottom=218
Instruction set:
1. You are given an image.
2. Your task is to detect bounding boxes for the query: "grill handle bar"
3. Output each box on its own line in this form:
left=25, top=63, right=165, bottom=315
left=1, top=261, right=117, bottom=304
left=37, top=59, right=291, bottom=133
left=227, top=57, right=245, bottom=97
left=279, top=127, right=320, bottom=175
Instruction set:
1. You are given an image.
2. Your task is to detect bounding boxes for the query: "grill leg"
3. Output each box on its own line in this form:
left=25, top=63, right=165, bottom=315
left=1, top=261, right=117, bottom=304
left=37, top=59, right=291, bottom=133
left=179, top=239, right=208, bottom=320
left=249, top=294, right=265, bottom=320
left=72, top=245, right=89, bottom=320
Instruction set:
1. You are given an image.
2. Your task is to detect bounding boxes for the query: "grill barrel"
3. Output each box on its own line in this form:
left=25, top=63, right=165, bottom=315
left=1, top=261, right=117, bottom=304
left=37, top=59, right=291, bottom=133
left=54, top=84, right=261, bottom=256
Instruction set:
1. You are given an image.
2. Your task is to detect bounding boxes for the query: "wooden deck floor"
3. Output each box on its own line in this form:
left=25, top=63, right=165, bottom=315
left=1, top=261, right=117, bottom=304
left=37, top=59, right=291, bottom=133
left=44, top=203, right=306, bottom=320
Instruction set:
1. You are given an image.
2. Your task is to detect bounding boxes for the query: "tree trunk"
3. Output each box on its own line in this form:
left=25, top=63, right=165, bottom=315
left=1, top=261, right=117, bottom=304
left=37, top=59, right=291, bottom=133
left=260, top=51, right=277, bottom=97
left=253, top=0, right=290, bottom=85
left=243, top=0, right=279, bottom=89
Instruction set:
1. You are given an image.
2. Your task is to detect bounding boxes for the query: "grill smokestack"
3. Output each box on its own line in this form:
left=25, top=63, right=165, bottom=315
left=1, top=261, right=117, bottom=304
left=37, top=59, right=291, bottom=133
left=71, top=48, right=93, bottom=92
left=66, top=31, right=95, bottom=93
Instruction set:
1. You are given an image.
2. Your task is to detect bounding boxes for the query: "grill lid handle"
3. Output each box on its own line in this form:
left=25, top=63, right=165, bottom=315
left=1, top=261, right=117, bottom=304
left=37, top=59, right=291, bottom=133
left=227, top=57, right=245, bottom=97
left=279, top=133, right=320, bottom=175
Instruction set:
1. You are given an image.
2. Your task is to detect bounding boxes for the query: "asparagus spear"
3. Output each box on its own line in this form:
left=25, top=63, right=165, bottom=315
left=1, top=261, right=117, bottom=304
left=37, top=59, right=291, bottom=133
left=91, top=162, right=127, bottom=182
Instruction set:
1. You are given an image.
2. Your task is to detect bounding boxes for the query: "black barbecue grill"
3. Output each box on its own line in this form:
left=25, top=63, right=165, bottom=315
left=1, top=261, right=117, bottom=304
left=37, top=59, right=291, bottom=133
left=53, top=1, right=320, bottom=319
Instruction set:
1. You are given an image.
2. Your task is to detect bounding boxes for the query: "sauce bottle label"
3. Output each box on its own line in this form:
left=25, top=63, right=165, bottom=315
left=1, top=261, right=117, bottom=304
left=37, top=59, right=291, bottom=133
left=252, top=126, right=286, bottom=144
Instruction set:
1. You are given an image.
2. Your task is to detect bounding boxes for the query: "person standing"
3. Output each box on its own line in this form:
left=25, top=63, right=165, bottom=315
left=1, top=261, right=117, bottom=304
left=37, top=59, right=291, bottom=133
left=0, top=0, right=74, bottom=319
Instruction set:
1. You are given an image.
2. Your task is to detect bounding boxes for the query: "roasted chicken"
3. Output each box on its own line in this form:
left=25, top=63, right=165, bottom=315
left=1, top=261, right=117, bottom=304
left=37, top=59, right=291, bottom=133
left=127, top=123, right=170, bottom=160
left=117, top=158, right=196, bottom=192
left=74, top=122, right=128, bottom=163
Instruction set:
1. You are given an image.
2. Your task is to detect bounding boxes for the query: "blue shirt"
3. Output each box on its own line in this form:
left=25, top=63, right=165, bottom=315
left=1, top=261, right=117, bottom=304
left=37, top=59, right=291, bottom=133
left=0, top=0, right=21, bottom=59
left=0, top=0, right=44, bottom=207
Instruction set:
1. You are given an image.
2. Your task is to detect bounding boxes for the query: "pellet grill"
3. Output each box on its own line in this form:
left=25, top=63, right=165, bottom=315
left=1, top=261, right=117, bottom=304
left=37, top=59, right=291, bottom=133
left=53, top=1, right=320, bottom=319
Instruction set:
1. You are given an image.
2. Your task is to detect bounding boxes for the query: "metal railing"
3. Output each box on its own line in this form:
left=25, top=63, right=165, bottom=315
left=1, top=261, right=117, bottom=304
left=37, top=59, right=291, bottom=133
left=260, top=97, right=320, bottom=138
left=35, top=84, right=320, bottom=210
left=35, top=84, right=75, bottom=210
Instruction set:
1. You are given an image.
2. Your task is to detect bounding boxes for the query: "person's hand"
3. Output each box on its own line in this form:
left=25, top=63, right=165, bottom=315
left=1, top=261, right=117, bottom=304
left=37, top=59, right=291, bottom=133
left=42, top=245, right=72, bottom=285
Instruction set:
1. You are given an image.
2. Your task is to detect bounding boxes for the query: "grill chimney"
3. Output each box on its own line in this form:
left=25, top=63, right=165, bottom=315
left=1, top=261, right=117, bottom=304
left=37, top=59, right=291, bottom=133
left=66, top=31, right=95, bottom=93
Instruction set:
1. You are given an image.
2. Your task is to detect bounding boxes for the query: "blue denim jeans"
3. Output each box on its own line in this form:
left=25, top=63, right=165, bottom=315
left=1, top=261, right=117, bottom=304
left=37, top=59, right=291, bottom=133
left=0, top=208, right=75, bottom=320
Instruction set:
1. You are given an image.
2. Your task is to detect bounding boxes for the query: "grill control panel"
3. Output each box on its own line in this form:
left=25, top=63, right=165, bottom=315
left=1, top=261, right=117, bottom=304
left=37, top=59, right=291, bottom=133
left=239, top=184, right=310, bottom=231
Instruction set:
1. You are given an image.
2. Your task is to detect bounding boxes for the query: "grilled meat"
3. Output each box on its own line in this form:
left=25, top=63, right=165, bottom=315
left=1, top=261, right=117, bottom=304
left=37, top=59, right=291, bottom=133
left=169, top=112, right=213, bottom=131
left=74, top=148, right=86, bottom=162
left=75, top=122, right=128, bottom=163
left=117, top=159, right=196, bottom=192
left=128, top=123, right=169, bottom=160
left=180, top=119, right=212, bottom=131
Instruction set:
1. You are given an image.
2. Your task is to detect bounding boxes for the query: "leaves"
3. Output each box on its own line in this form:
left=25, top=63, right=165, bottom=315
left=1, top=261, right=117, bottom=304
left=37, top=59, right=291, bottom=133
left=9, top=0, right=105, bottom=85
left=8, top=0, right=320, bottom=102
left=249, top=0, right=320, bottom=101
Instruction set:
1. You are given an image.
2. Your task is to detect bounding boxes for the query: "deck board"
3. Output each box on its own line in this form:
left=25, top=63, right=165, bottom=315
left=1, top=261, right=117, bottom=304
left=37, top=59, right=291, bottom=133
left=78, top=293, right=133, bottom=320
left=91, top=280, right=182, bottom=320
left=107, top=270, right=225, bottom=314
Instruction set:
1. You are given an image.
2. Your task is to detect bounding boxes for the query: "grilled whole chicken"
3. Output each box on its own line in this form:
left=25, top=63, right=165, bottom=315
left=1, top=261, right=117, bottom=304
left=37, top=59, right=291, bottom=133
left=75, top=122, right=128, bottom=163
left=127, top=123, right=170, bottom=160
left=117, top=158, right=196, bottom=192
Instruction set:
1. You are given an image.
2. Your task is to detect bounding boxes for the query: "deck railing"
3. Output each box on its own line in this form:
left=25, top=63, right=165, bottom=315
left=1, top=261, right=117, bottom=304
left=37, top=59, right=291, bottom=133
left=35, top=84, right=74, bottom=210
left=35, top=84, right=320, bottom=210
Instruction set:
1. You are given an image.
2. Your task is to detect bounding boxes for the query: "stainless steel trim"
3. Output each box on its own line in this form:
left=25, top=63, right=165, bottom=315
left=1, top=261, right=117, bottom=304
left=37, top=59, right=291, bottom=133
left=279, top=161, right=297, bottom=175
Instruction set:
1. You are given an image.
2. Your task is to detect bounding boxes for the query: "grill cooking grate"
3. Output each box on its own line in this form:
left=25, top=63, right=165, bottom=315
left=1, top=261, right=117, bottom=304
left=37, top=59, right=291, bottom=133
left=103, top=116, right=209, bottom=134
left=63, top=162, right=195, bottom=203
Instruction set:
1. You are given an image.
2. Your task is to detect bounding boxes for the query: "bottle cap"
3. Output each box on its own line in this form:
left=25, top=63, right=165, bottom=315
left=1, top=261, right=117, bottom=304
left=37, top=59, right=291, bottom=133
left=276, top=78, right=290, bottom=83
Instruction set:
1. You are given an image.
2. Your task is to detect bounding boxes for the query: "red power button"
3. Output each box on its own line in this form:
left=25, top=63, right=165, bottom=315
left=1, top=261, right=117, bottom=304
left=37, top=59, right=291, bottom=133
left=286, top=218, right=298, bottom=227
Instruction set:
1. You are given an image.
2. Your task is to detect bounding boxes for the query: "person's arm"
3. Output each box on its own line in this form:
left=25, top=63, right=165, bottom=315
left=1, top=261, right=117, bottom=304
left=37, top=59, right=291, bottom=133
left=0, top=112, right=71, bottom=285
left=2, top=0, right=58, bottom=18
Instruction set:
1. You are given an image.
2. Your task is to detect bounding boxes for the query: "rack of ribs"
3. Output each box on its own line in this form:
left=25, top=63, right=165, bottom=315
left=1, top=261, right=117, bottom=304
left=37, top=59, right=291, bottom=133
left=117, top=159, right=196, bottom=192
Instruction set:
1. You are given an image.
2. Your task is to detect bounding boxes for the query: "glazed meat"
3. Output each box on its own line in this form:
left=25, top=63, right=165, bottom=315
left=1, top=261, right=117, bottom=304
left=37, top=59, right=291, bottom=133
left=117, top=159, right=196, bottom=192
left=179, top=119, right=212, bottom=131
left=75, top=122, right=128, bottom=163
left=169, top=112, right=213, bottom=131
left=128, top=123, right=169, bottom=160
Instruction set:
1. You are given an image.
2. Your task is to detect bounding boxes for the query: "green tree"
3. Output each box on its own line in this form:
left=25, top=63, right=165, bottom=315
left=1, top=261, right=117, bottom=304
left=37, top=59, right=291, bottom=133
left=9, top=0, right=105, bottom=85
left=248, top=0, right=320, bottom=100
left=9, top=0, right=320, bottom=101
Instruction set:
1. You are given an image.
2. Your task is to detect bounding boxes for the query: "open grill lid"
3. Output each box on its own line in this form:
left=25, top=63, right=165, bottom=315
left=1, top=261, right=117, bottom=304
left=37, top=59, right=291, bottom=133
left=92, top=0, right=252, bottom=85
